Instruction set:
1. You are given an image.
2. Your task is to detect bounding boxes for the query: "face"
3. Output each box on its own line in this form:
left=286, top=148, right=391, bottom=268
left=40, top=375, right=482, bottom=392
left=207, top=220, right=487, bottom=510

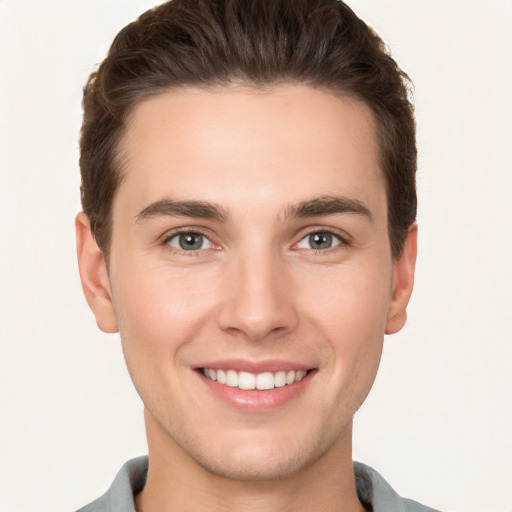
left=77, top=84, right=416, bottom=481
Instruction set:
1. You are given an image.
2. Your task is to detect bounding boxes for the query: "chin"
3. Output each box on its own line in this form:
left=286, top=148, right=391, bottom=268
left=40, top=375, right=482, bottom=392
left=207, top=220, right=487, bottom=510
left=189, top=442, right=327, bottom=482
left=170, top=421, right=339, bottom=483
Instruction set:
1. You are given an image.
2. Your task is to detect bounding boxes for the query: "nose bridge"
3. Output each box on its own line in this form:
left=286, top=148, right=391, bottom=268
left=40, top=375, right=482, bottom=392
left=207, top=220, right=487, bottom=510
left=217, top=242, right=297, bottom=341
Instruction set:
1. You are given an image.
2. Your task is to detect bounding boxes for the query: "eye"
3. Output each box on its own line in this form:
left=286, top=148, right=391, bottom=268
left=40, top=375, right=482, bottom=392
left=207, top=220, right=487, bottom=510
left=166, top=232, right=213, bottom=251
left=296, top=231, right=342, bottom=251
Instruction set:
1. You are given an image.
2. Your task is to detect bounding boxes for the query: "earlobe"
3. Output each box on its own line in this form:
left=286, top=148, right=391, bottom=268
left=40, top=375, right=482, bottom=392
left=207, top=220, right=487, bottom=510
left=385, top=223, right=418, bottom=335
left=75, top=212, right=119, bottom=333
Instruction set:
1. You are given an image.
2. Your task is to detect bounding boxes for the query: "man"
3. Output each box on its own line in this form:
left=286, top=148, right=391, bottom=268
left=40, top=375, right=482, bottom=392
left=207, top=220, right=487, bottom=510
left=75, top=0, right=438, bottom=510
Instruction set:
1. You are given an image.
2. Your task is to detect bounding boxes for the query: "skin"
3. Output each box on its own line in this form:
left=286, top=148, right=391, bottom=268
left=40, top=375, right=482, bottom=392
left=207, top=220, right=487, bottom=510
left=76, top=84, right=417, bottom=512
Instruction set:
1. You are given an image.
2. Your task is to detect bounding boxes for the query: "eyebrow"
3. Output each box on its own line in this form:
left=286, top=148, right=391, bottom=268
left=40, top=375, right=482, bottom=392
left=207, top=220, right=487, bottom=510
left=284, top=195, right=372, bottom=221
left=135, top=195, right=372, bottom=224
left=135, top=199, right=230, bottom=222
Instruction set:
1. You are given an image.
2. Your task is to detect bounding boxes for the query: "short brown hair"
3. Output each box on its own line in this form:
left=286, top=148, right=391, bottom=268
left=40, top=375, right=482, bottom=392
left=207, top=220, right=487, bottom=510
left=80, top=0, right=416, bottom=260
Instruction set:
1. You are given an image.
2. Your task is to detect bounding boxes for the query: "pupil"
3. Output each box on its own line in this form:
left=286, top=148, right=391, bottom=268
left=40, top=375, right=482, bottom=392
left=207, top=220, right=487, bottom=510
left=179, top=233, right=203, bottom=250
left=310, top=232, right=332, bottom=250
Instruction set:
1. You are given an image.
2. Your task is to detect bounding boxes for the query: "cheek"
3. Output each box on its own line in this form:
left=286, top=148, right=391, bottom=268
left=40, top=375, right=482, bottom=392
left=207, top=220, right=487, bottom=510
left=301, top=260, right=392, bottom=333
left=112, top=264, right=220, bottom=360
left=300, top=261, right=391, bottom=377
left=111, top=266, right=222, bottom=416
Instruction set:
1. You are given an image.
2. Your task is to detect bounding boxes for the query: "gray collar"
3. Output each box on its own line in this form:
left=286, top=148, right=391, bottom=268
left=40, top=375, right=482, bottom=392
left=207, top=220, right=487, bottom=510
left=77, top=456, right=442, bottom=512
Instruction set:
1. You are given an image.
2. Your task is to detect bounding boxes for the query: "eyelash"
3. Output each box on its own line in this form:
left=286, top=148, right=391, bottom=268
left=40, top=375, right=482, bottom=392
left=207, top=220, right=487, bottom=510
left=161, top=228, right=217, bottom=256
left=160, top=227, right=351, bottom=256
left=295, top=228, right=350, bottom=254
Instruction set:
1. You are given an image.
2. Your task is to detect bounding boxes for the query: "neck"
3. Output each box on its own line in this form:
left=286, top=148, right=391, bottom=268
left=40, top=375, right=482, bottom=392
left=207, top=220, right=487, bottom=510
left=135, top=411, right=365, bottom=512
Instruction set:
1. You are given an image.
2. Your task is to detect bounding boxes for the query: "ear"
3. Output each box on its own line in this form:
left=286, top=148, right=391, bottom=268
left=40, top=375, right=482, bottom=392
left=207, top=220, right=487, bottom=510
left=75, top=212, right=118, bottom=333
left=385, top=223, right=418, bottom=335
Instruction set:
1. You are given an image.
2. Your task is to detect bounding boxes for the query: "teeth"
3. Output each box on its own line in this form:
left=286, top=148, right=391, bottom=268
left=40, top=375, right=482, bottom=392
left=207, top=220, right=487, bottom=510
left=226, top=370, right=238, bottom=387
left=238, top=371, right=256, bottom=390
left=256, top=372, right=274, bottom=390
left=202, top=368, right=308, bottom=390
left=274, top=371, right=287, bottom=388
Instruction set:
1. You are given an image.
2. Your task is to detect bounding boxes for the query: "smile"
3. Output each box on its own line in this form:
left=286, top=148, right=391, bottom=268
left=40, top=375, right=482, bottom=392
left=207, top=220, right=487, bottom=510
left=201, top=368, right=308, bottom=390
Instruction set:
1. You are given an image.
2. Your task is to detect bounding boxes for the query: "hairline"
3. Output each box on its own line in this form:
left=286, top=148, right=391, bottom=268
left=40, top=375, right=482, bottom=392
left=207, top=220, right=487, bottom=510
left=101, top=80, right=396, bottom=264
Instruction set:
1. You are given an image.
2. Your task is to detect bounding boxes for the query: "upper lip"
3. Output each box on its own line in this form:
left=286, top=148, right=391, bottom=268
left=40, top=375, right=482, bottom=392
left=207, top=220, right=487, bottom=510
left=194, top=359, right=313, bottom=373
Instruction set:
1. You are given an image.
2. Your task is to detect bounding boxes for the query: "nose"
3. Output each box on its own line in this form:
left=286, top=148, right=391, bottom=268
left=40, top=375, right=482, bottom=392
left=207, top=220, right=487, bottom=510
left=217, top=250, right=299, bottom=342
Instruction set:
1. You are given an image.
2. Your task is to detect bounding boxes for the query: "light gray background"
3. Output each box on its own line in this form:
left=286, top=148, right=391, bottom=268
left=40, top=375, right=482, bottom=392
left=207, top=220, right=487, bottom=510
left=0, top=1, right=511, bottom=511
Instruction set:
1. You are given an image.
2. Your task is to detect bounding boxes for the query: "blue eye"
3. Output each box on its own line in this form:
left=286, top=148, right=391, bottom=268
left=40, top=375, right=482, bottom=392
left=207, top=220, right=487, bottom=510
left=167, top=233, right=212, bottom=251
left=297, top=232, right=342, bottom=250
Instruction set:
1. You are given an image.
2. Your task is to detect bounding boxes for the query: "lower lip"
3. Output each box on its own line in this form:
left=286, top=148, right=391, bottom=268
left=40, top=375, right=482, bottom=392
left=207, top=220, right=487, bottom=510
left=199, top=371, right=315, bottom=412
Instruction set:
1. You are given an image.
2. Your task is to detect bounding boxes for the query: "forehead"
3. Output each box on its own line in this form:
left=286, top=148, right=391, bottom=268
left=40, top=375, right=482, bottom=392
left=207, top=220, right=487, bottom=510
left=115, top=84, right=385, bottom=218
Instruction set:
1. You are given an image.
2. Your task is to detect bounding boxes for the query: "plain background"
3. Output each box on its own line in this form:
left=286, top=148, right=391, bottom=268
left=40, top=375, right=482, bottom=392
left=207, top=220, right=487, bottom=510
left=0, top=1, right=511, bottom=511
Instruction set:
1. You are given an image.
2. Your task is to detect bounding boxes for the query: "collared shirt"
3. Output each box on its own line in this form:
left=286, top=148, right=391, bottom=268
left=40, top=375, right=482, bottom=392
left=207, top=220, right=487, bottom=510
left=76, top=456, right=442, bottom=512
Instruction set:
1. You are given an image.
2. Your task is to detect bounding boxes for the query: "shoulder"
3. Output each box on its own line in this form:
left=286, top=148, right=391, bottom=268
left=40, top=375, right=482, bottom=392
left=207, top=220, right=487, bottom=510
left=354, top=461, right=445, bottom=512
left=75, top=456, right=148, bottom=512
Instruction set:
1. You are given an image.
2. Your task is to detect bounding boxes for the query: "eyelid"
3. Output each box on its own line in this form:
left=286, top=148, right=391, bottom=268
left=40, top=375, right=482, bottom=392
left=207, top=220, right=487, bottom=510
left=158, top=225, right=351, bottom=253
left=293, top=226, right=351, bottom=248
left=296, top=233, right=340, bottom=250
left=160, top=227, right=220, bottom=251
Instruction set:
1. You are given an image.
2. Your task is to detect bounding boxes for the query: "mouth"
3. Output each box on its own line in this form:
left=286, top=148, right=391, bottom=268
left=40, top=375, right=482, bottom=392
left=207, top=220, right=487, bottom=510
left=196, top=362, right=316, bottom=411
left=201, top=368, right=309, bottom=391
